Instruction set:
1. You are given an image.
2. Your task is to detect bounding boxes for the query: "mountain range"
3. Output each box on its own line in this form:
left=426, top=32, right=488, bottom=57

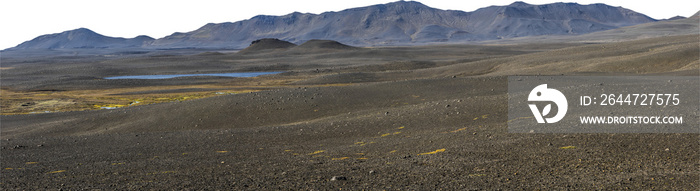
left=10, top=28, right=154, bottom=50
left=7, top=1, right=663, bottom=50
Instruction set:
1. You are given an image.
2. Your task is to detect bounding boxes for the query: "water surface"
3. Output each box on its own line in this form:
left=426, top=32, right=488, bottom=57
left=105, top=72, right=283, bottom=80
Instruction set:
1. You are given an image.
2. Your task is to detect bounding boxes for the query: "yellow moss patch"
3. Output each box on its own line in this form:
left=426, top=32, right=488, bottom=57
left=1, top=75, right=357, bottom=115
left=93, top=104, right=127, bottom=109
left=450, top=127, right=467, bottom=133
left=506, top=116, right=534, bottom=123
left=47, top=170, right=66, bottom=174
left=308, top=150, right=325, bottom=155
left=417, top=149, right=446, bottom=156
left=380, top=132, right=401, bottom=137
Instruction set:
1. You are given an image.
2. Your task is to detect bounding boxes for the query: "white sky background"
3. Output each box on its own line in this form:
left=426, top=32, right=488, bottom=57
left=1, top=0, right=698, bottom=50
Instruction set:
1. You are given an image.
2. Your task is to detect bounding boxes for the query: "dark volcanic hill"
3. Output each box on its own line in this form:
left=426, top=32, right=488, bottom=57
left=8, top=28, right=154, bottom=50
left=665, top=16, right=686, bottom=20
left=237, top=38, right=297, bottom=54
left=149, top=1, right=655, bottom=49
left=291, top=40, right=357, bottom=51
left=238, top=39, right=358, bottom=54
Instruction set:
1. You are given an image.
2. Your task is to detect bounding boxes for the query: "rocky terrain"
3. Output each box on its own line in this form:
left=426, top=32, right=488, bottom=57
left=0, top=1, right=698, bottom=190
left=1, top=33, right=698, bottom=189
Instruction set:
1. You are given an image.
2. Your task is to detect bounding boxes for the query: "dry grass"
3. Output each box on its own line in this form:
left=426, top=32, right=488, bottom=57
left=0, top=76, right=351, bottom=115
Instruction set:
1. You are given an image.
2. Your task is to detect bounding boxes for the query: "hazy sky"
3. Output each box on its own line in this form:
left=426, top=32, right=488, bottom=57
left=1, top=0, right=698, bottom=50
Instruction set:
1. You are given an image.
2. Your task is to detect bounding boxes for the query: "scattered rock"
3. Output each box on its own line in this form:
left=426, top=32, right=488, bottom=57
left=331, top=176, right=347, bottom=181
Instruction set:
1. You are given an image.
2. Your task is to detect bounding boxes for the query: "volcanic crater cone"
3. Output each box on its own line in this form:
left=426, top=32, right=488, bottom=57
left=287, top=39, right=359, bottom=53
left=237, top=38, right=297, bottom=54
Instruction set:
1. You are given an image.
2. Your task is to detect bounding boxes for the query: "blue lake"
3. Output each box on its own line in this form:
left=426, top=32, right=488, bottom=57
left=105, top=72, right=283, bottom=80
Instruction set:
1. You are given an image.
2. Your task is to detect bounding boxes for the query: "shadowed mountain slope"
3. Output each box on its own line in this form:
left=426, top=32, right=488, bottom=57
left=5, top=1, right=659, bottom=50
left=486, top=13, right=699, bottom=44
left=148, top=1, right=656, bottom=49
left=8, top=28, right=154, bottom=50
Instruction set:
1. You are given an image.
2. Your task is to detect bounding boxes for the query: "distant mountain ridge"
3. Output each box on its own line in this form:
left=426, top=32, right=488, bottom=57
left=8, top=1, right=660, bottom=50
left=9, top=28, right=154, bottom=50
left=148, top=1, right=655, bottom=49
